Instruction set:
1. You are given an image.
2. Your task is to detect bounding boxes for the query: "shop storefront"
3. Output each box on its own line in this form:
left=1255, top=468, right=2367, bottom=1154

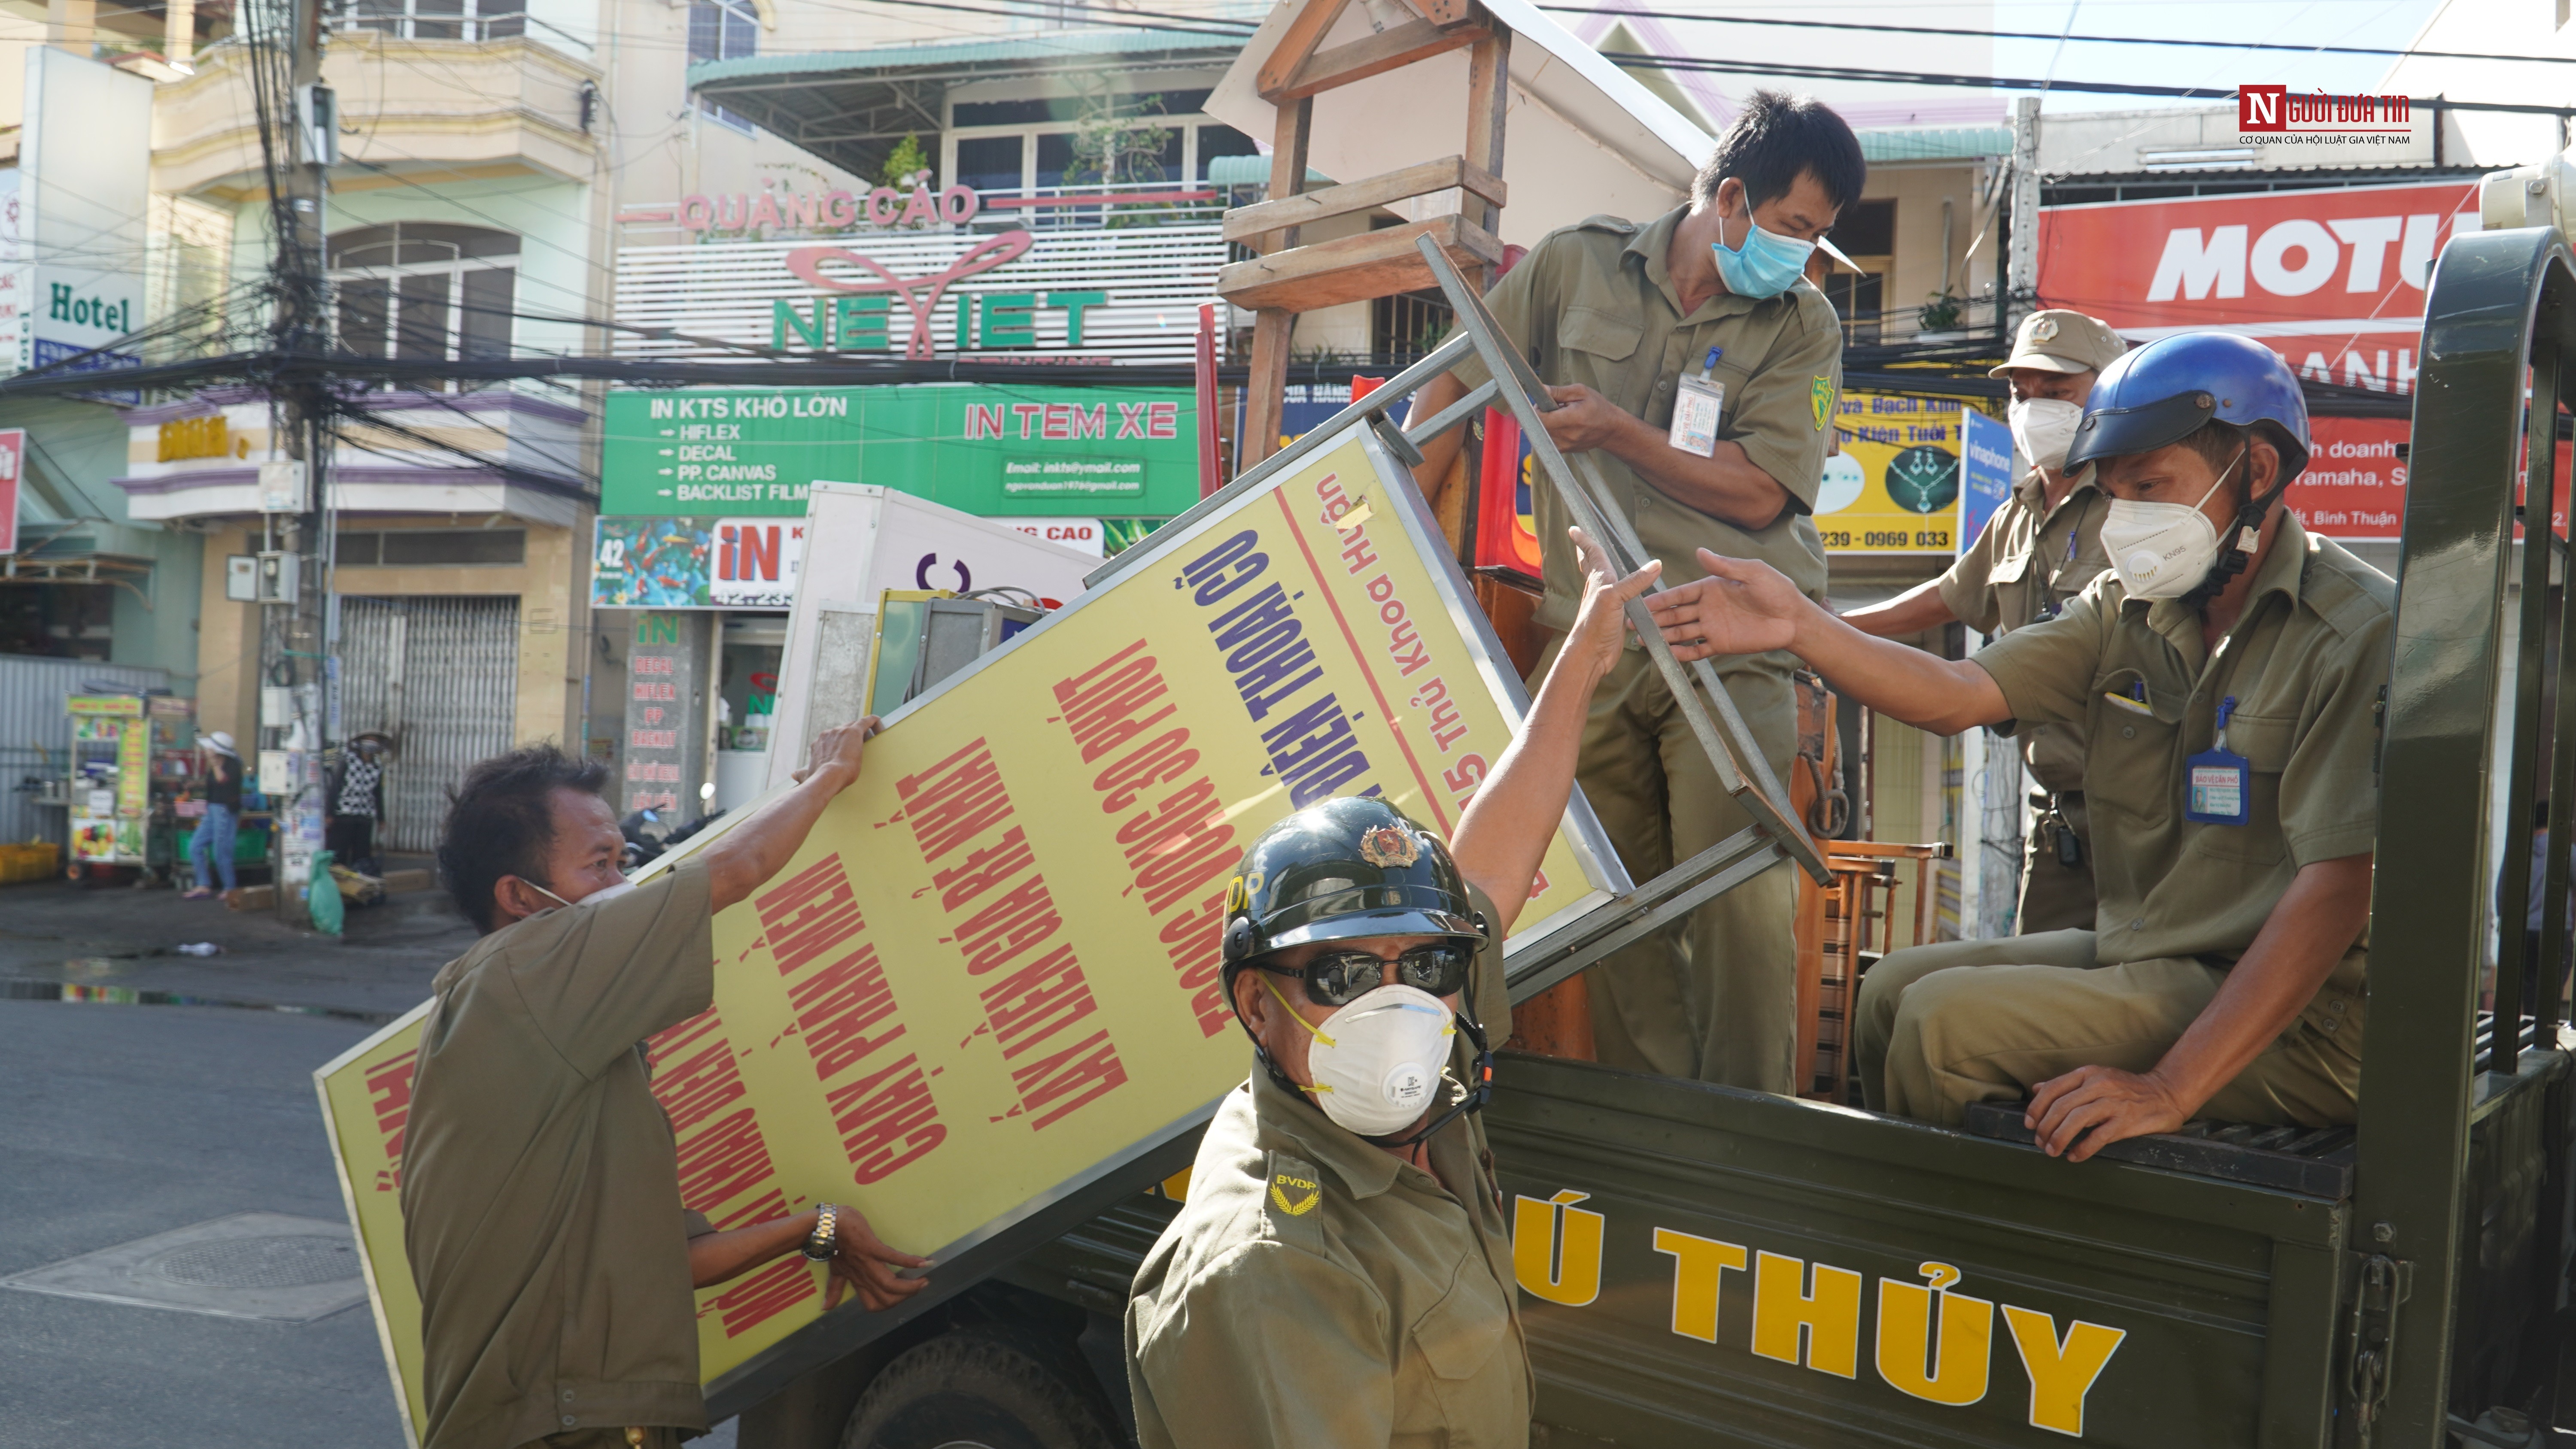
left=588, top=378, right=1198, bottom=816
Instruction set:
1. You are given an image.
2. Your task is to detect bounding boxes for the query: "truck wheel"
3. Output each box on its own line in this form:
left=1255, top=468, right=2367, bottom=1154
left=839, top=1332, right=1120, bottom=1449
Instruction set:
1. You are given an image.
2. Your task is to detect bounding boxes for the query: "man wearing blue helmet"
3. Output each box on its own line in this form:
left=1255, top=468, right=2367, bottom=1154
left=1639, top=333, right=2390, bottom=1160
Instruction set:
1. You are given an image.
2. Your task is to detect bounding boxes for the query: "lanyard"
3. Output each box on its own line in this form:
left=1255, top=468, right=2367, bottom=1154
left=2035, top=490, right=2098, bottom=623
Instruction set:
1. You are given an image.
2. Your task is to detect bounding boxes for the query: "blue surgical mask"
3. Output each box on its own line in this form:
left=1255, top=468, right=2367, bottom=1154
left=1712, top=211, right=1817, bottom=300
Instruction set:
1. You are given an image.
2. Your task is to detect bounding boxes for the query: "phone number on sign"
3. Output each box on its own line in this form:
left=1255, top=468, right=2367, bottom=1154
left=1820, top=528, right=1952, bottom=550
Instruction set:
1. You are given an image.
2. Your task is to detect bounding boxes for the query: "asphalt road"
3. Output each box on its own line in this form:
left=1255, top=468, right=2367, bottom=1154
left=0, top=997, right=405, bottom=1448
left=0, top=876, right=743, bottom=1448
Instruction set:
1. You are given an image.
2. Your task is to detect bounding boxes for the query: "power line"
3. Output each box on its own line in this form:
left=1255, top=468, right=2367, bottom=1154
left=1595, top=51, right=2576, bottom=116
left=799, top=0, right=1254, bottom=37
left=1548, top=6, right=2576, bottom=66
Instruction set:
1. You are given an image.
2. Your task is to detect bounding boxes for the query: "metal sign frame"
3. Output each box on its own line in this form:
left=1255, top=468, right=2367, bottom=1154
left=691, top=406, right=1643, bottom=1415
left=317, top=401, right=1643, bottom=1437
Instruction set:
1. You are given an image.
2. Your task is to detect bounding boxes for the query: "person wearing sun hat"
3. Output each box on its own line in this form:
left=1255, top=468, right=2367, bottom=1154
left=1841, top=308, right=2129, bottom=931
left=183, top=730, right=243, bottom=901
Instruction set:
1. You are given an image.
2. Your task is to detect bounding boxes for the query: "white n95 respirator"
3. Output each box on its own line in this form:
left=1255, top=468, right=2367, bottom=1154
left=1269, top=977, right=1457, bottom=1137
left=2099, top=449, right=2247, bottom=600
left=2008, top=398, right=2084, bottom=473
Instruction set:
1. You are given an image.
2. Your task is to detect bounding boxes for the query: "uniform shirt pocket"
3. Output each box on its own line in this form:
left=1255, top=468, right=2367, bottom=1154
left=1412, top=1251, right=1504, bottom=1441
left=1412, top=1261, right=1510, bottom=1382
left=1990, top=550, right=2031, bottom=584
left=2200, top=710, right=2296, bottom=864
left=2087, top=676, right=2177, bottom=825
left=1558, top=306, right=1641, bottom=364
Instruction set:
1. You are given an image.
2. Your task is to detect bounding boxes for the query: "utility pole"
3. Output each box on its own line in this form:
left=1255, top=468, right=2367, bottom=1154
left=2005, top=94, right=2041, bottom=336
left=256, top=0, right=336, bottom=922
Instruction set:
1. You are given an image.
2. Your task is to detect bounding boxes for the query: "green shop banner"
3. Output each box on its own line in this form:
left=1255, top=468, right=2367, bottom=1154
left=601, top=383, right=1197, bottom=518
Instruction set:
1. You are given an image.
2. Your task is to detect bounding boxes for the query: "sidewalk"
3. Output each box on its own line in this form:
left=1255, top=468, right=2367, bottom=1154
left=0, top=866, right=473, bottom=1022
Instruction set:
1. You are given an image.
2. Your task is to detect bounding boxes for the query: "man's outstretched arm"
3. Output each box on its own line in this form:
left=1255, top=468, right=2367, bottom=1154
left=2026, top=853, right=2373, bottom=1161
left=1450, top=528, right=1659, bottom=937
left=1841, top=576, right=1961, bottom=639
left=1646, top=548, right=2013, bottom=736
left=696, top=717, right=879, bottom=912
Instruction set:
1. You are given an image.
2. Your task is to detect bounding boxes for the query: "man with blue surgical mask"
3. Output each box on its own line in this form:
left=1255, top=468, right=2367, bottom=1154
left=1844, top=309, right=2128, bottom=931
left=1403, top=88, right=1866, bottom=1094
left=1640, top=334, right=2388, bottom=1160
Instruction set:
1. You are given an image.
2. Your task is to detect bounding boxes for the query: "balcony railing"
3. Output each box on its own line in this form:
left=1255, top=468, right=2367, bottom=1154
left=970, top=178, right=1225, bottom=232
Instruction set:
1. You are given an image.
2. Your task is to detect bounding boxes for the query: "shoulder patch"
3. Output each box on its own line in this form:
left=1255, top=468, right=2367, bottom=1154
left=1263, top=1149, right=1326, bottom=1231
left=1574, top=213, right=1638, bottom=234
left=1811, top=376, right=1835, bottom=431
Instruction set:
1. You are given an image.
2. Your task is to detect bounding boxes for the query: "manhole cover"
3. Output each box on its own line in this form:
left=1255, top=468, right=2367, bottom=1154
left=1, top=1212, right=369, bottom=1322
left=143, top=1235, right=356, bottom=1290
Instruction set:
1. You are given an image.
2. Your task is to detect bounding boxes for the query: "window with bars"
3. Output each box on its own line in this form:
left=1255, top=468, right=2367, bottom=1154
left=1370, top=288, right=1453, bottom=367
left=340, top=0, right=525, bottom=41
left=690, top=0, right=758, bottom=134
left=330, top=222, right=519, bottom=388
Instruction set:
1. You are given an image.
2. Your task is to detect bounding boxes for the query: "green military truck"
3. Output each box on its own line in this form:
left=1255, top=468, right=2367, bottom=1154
left=713, top=223, right=2576, bottom=1449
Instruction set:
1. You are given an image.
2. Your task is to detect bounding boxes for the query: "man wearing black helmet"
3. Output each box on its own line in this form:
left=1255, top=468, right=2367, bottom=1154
left=1125, top=527, right=1659, bottom=1449
left=1641, top=333, right=2389, bottom=1162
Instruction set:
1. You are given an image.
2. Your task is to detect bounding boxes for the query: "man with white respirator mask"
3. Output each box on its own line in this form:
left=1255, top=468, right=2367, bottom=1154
left=1126, top=527, right=1660, bottom=1449
left=1844, top=308, right=2128, bottom=930
left=1640, top=333, right=2389, bottom=1162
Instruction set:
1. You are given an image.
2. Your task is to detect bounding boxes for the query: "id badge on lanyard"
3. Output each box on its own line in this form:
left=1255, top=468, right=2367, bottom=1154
left=2185, top=694, right=2252, bottom=826
left=1668, top=346, right=1724, bottom=458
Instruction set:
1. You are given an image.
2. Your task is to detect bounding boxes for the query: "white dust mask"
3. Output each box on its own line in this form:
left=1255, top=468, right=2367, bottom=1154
left=2099, top=449, right=2246, bottom=601
left=2009, top=398, right=2084, bottom=473
left=526, top=876, right=636, bottom=914
left=1268, top=976, right=1457, bottom=1137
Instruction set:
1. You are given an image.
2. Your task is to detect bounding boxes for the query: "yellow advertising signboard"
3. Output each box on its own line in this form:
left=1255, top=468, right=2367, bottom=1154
left=316, top=420, right=1627, bottom=1442
left=1814, top=394, right=1964, bottom=554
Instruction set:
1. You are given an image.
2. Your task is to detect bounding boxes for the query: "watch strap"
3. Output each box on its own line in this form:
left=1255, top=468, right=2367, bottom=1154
left=802, top=1203, right=839, bottom=1261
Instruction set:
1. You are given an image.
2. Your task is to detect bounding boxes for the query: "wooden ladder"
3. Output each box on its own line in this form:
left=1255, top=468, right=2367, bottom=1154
left=1227, top=0, right=1514, bottom=469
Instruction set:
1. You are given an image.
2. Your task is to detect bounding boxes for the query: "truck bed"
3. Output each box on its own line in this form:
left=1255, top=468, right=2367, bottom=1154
left=1012, top=1049, right=2366, bottom=1448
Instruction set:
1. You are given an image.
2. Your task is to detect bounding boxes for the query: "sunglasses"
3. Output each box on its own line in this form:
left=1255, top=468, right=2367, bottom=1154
left=1261, top=942, right=1474, bottom=1008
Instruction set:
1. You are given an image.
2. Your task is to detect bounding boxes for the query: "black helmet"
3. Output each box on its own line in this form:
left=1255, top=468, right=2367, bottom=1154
left=1220, top=796, right=1484, bottom=968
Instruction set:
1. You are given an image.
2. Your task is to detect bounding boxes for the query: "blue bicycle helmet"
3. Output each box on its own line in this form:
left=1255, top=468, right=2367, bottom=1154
left=2064, top=331, right=2311, bottom=479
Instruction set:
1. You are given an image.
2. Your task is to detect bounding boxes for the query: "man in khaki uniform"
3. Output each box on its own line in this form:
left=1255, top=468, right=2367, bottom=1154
left=1128, top=531, right=1656, bottom=1447
left=1404, top=90, right=1866, bottom=1091
left=1640, top=335, right=2385, bottom=1161
left=403, top=730, right=928, bottom=1449
left=1844, top=309, right=2127, bottom=932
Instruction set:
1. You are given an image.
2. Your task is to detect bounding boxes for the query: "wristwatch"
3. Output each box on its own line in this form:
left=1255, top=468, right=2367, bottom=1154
left=802, top=1203, right=840, bottom=1261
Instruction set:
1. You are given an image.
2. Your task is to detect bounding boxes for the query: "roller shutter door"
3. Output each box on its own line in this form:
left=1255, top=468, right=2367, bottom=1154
left=338, top=595, right=519, bottom=852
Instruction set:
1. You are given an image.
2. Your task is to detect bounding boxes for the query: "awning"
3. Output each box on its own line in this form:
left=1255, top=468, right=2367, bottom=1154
left=688, top=29, right=1246, bottom=179
left=1, top=527, right=156, bottom=605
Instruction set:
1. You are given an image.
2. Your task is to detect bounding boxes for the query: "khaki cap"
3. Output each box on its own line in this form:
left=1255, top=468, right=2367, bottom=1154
left=1990, top=309, right=2127, bottom=378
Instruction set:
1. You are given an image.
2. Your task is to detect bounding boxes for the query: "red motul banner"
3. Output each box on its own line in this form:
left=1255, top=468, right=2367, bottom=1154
left=2037, top=181, right=2491, bottom=540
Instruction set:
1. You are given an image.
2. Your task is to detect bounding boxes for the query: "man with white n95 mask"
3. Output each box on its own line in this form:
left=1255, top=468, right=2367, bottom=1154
left=1841, top=308, right=2127, bottom=931
left=1126, top=527, right=1659, bottom=1449
left=1641, top=333, right=2388, bottom=1163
